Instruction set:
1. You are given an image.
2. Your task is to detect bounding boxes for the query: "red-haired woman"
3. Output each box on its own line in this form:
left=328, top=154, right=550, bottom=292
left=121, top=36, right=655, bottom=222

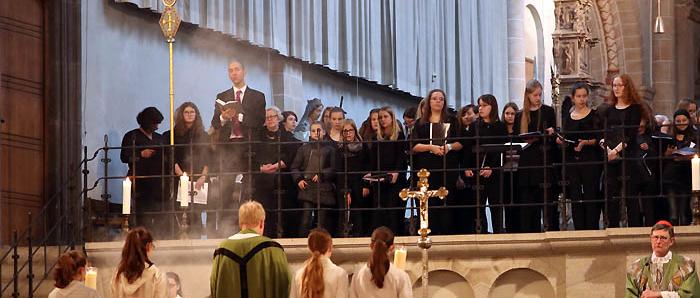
left=291, top=228, right=349, bottom=298
left=601, top=74, right=648, bottom=227
left=350, top=227, right=411, bottom=297
left=111, top=227, right=166, bottom=297
left=49, top=251, right=98, bottom=298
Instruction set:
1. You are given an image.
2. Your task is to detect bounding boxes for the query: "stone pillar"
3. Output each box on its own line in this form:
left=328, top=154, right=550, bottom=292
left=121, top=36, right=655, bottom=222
left=508, top=0, right=526, bottom=104
left=652, top=0, right=677, bottom=116
left=269, top=56, right=304, bottom=112
left=552, top=0, right=599, bottom=98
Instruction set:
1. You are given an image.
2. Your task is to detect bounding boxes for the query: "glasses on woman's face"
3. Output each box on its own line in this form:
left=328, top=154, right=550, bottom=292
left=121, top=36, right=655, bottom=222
left=266, top=114, right=279, bottom=120
left=342, top=129, right=354, bottom=134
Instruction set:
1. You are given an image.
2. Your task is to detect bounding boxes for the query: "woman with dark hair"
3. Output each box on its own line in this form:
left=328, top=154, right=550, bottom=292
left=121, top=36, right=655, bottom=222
left=663, top=109, right=697, bottom=226
left=359, top=109, right=381, bottom=148
left=49, top=251, right=98, bottom=298
left=463, top=95, right=508, bottom=233
left=165, top=272, right=183, bottom=298
left=369, top=107, right=407, bottom=235
left=557, top=83, right=602, bottom=230
left=411, top=89, right=463, bottom=235
left=337, top=119, right=370, bottom=236
left=111, top=227, right=166, bottom=297
left=601, top=74, right=648, bottom=227
left=501, top=102, right=521, bottom=232
left=322, top=106, right=334, bottom=133
left=350, top=227, right=411, bottom=297
left=291, top=228, right=348, bottom=298
left=513, top=80, right=558, bottom=233
left=459, top=104, right=478, bottom=132
left=120, top=107, right=166, bottom=233
left=281, top=110, right=304, bottom=237
left=162, top=102, right=210, bottom=237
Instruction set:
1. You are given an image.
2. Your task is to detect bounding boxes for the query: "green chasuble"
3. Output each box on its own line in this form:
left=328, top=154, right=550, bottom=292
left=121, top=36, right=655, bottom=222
left=210, top=229, right=291, bottom=298
left=626, top=252, right=700, bottom=297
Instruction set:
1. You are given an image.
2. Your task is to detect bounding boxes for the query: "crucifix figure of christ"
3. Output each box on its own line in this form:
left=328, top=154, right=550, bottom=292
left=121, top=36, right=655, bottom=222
left=398, top=168, right=448, bottom=298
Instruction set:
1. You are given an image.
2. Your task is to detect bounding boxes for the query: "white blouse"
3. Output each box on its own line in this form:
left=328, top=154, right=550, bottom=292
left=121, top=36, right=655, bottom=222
left=290, top=256, right=349, bottom=298
left=350, top=263, right=412, bottom=298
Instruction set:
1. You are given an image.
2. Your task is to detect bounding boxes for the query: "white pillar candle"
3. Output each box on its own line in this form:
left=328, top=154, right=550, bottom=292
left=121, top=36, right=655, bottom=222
left=122, top=178, right=131, bottom=214
left=179, top=172, right=189, bottom=207
left=692, top=155, right=700, bottom=191
left=393, top=246, right=407, bottom=270
left=84, top=267, right=97, bottom=289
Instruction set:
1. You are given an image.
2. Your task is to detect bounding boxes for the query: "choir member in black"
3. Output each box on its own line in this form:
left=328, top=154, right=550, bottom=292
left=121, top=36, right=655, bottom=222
left=411, top=90, right=463, bottom=235
left=513, top=79, right=558, bottom=233
left=328, top=107, right=345, bottom=144
left=455, top=104, right=479, bottom=234
left=369, top=106, right=407, bottom=235
left=120, top=107, right=166, bottom=233
left=291, top=122, right=337, bottom=237
left=601, top=74, right=646, bottom=227
left=502, top=102, right=521, bottom=232
left=359, top=108, right=380, bottom=146
left=637, top=114, right=667, bottom=225
left=321, top=106, right=334, bottom=133
left=281, top=110, right=304, bottom=237
left=337, top=119, right=370, bottom=236
left=557, top=83, right=602, bottom=230
left=464, top=95, right=508, bottom=233
left=403, top=106, right=418, bottom=138
left=663, top=109, right=697, bottom=226
left=677, top=98, right=698, bottom=124
left=162, top=102, right=210, bottom=238
left=255, top=106, right=297, bottom=238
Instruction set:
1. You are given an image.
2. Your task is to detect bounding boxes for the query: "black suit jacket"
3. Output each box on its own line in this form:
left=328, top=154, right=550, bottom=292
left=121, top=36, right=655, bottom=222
left=210, top=86, right=266, bottom=141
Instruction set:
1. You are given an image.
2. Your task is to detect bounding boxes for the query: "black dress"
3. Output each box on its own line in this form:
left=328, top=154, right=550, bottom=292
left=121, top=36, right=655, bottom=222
left=602, top=103, right=642, bottom=227
left=120, top=128, right=165, bottom=232
left=512, top=105, right=557, bottom=232
left=561, top=110, right=602, bottom=230
left=368, top=131, right=407, bottom=235
left=412, top=118, right=460, bottom=235
left=662, top=128, right=697, bottom=225
left=463, top=119, right=508, bottom=233
left=255, top=128, right=298, bottom=238
left=162, top=127, right=211, bottom=238
left=336, top=141, right=370, bottom=236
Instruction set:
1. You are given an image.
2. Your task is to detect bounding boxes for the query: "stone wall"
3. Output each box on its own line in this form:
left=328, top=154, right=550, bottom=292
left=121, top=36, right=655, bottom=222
left=86, top=226, right=700, bottom=298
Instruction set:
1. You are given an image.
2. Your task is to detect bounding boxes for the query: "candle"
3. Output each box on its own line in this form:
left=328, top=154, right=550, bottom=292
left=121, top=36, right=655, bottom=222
left=122, top=178, right=131, bottom=214
left=85, top=267, right=97, bottom=289
left=393, top=245, right=407, bottom=270
left=693, top=155, right=700, bottom=191
left=179, top=172, right=189, bottom=207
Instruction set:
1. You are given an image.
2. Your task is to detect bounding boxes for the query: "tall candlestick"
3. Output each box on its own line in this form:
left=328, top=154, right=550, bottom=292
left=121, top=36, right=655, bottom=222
left=179, top=172, right=189, bottom=207
left=693, top=155, right=700, bottom=191
left=122, top=178, right=131, bottom=214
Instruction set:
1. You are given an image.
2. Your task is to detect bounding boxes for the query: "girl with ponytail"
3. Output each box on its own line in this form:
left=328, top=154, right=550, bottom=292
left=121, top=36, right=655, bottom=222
left=350, top=226, right=412, bottom=298
left=48, top=250, right=98, bottom=298
left=111, top=227, right=167, bottom=298
left=291, top=228, right=349, bottom=298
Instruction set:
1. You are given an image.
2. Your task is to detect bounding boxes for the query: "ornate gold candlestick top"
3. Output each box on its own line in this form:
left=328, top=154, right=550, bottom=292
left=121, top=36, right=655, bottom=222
left=399, top=169, right=448, bottom=237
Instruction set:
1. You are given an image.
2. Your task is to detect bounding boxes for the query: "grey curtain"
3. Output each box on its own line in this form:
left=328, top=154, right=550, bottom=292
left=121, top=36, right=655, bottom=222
left=116, top=0, right=508, bottom=105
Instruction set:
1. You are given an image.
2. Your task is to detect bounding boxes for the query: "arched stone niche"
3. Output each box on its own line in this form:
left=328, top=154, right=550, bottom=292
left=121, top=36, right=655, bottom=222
left=412, top=269, right=475, bottom=298
left=488, top=268, right=555, bottom=298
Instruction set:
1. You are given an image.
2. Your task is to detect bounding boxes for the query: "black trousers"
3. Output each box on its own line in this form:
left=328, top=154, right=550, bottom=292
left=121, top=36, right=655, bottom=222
left=605, top=161, right=643, bottom=227
left=567, top=162, right=601, bottom=230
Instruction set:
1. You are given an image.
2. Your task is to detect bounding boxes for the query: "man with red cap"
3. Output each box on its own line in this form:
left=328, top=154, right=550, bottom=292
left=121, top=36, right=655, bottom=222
left=626, top=220, right=700, bottom=297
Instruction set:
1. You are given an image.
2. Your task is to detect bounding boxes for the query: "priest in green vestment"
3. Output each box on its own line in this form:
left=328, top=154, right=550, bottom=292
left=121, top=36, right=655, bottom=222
left=210, top=200, right=291, bottom=298
left=626, top=220, right=700, bottom=298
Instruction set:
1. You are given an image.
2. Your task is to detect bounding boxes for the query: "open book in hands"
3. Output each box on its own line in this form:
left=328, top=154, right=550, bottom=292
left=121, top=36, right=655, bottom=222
left=216, top=99, right=243, bottom=113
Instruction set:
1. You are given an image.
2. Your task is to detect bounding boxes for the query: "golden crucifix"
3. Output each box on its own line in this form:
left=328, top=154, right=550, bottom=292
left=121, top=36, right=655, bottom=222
left=399, top=168, right=448, bottom=237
